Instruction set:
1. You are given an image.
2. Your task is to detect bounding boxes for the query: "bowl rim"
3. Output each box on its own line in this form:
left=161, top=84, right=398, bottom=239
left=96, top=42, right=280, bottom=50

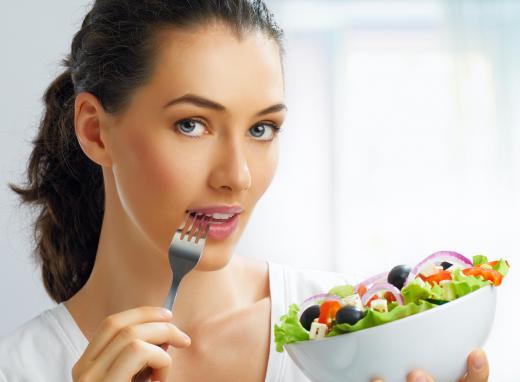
left=285, top=284, right=495, bottom=348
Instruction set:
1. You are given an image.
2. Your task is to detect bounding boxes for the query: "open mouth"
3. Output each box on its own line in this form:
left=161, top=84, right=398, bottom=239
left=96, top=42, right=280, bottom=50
left=186, top=211, right=238, bottom=224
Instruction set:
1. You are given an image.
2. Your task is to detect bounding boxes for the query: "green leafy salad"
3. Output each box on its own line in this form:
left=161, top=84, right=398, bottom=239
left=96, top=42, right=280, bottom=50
left=274, top=251, right=510, bottom=352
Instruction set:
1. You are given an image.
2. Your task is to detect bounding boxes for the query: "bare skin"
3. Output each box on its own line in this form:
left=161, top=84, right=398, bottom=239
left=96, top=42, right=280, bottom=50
left=66, top=21, right=490, bottom=382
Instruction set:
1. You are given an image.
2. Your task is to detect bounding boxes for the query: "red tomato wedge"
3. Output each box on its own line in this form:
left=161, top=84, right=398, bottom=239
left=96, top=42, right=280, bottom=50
left=463, top=267, right=503, bottom=286
left=383, top=291, right=397, bottom=303
left=423, top=270, right=452, bottom=285
left=318, top=300, right=342, bottom=325
left=367, top=294, right=379, bottom=307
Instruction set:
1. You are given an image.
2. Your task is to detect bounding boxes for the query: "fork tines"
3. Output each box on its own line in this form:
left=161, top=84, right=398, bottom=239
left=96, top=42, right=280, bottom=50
left=180, top=212, right=211, bottom=242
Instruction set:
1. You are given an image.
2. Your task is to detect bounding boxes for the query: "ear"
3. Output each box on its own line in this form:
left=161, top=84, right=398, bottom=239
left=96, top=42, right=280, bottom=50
left=74, top=92, right=113, bottom=168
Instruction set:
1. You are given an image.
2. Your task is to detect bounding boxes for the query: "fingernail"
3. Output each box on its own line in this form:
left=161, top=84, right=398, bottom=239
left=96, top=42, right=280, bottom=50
left=412, top=374, right=427, bottom=382
left=472, top=351, right=485, bottom=370
left=160, top=308, right=172, bottom=318
left=182, top=332, right=191, bottom=345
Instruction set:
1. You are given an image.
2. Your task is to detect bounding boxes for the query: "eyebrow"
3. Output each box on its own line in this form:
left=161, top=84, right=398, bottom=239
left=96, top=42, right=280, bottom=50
left=162, top=93, right=287, bottom=116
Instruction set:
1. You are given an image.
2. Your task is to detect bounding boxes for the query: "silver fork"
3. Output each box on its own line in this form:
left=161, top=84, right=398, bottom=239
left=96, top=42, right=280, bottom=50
left=163, top=211, right=212, bottom=310
left=132, top=212, right=211, bottom=382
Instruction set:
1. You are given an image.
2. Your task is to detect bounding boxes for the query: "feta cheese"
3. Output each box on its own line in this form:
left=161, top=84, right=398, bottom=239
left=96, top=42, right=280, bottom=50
left=342, top=293, right=363, bottom=310
left=309, top=321, right=328, bottom=340
left=419, top=262, right=443, bottom=277
left=370, top=298, right=388, bottom=313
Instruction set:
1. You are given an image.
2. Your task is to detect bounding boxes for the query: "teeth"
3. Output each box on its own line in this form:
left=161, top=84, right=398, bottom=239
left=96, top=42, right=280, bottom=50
left=208, top=212, right=235, bottom=220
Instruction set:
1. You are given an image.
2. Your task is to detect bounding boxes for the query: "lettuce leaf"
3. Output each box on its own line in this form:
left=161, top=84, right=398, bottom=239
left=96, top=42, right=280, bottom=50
left=493, top=258, right=509, bottom=278
left=401, top=278, right=443, bottom=304
left=273, top=303, right=309, bottom=352
left=472, top=255, right=489, bottom=266
left=328, top=284, right=355, bottom=298
left=327, top=300, right=437, bottom=336
left=450, top=268, right=491, bottom=297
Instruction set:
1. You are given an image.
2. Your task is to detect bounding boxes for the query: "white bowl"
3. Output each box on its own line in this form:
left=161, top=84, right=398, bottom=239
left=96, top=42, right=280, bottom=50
left=285, top=285, right=496, bottom=382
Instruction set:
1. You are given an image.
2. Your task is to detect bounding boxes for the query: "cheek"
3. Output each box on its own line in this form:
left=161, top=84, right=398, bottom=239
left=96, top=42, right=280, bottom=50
left=248, top=143, right=279, bottom=199
left=111, top=129, right=202, bottom=250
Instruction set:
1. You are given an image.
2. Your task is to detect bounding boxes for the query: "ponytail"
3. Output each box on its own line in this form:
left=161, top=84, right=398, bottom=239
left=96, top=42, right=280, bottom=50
left=9, top=64, right=104, bottom=303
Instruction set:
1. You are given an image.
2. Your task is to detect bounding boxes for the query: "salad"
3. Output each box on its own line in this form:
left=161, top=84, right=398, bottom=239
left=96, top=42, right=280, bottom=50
left=274, top=251, right=510, bottom=352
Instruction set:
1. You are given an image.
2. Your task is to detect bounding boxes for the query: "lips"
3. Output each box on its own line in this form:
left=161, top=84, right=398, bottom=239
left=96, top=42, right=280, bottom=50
left=185, top=205, right=243, bottom=239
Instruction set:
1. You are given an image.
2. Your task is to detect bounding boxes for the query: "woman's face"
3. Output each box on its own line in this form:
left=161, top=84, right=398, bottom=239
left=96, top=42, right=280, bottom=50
left=103, top=23, right=286, bottom=271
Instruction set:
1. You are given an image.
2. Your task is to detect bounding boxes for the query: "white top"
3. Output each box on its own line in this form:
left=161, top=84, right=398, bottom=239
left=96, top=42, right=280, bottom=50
left=0, top=260, right=350, bottom=382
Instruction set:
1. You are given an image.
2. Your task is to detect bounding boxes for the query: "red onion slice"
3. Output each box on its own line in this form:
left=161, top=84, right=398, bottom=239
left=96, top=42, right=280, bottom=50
left=354, top=271, right=389, bottom=293
left=360, top=282, right=404, bottom=306
left=404, top=251, right=473, bottom=287
left=297, top=293, right=343, bottom=319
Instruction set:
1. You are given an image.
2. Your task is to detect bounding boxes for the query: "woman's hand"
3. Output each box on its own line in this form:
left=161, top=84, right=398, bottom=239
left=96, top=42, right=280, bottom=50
left=72, top=306, right=192, bottom=382
left=372, top=348, right=489, bottom=382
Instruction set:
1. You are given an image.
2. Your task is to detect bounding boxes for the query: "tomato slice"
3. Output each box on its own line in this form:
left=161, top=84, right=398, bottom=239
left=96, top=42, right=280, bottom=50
left=318, top=300, right=342, bottom=325
left=463, top=267, right=503, bottom=286
left=383, top=291, right=397, bottom=303
left=423, top=270, right=452, bottom=285
left=357, top=283, right=367, bottom=298
left=367, top=294, right=379, bottom=307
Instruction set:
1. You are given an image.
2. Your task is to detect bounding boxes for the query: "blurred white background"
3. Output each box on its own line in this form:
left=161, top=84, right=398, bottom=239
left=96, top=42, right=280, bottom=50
left=1, top=0, right=518, bottom=380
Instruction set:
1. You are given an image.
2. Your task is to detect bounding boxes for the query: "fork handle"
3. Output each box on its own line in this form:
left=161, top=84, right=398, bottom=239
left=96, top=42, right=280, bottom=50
left=163, top=255, right=197, bottom=310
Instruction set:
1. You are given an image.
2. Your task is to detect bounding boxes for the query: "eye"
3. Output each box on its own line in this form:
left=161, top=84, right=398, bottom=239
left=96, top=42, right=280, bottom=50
left=175, top=118, right=206, bottom=138
left=249, top=123, right=281, bottom=141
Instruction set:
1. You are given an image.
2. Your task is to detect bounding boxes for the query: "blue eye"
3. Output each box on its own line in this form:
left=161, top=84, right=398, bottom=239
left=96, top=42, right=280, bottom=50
left=175, top=119, right=206, bottom=138
left=174, top=119, right=282, bottom=141
left=249, top=123, right=281, bottom=141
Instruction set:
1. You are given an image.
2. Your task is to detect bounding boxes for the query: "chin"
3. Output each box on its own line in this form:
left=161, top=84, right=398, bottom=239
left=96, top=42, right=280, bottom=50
left=195, top=226, right=243, bottom=271
left=195, top=244, right=236, bottom=271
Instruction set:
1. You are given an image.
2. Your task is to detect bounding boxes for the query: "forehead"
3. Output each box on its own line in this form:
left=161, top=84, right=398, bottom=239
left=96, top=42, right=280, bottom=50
left=145, top=23, right=284, bottom=108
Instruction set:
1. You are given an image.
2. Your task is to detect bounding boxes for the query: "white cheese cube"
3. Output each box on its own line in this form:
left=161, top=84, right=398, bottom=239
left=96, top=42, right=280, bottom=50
left=309, top=321, right=328, bottom=340
left=370, top=298, right=388, bottom=313
left=419, top=263, right=443, bottom=277
left=342, top=293, right=363, bottom=310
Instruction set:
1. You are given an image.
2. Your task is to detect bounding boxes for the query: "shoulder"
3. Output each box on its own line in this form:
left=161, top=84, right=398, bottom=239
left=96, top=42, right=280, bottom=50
left=0, top=305, right=79, bottom=381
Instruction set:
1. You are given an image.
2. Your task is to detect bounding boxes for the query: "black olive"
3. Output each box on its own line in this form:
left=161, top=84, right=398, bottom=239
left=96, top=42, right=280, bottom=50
left=440, top=261, right=452, bottom=270
left=335, top=305, right=366, bottom=325
left=299, top=305, right=320, bottom=331
left=387, top=264, right=411, bottom=290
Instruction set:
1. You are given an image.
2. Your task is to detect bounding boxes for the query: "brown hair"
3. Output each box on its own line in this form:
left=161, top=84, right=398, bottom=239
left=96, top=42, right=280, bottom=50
left=8, top=0, right=284, bottom=303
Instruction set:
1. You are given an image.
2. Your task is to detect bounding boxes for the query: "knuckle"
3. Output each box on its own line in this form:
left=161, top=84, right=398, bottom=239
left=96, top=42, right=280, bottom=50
left=101, top=315, right=121, bottom=332
left=120, top=325, right=137, bottom=339
left=126, top=339, right=144, bottom=355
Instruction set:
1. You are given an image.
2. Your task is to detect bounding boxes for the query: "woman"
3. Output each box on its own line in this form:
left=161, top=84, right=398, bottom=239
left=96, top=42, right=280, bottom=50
left=0, top=0, right=490, bottom=381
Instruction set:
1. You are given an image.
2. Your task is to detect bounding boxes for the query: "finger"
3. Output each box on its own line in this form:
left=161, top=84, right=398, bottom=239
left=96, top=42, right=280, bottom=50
left=105, top=340, right=171, bottom=381
left=407, top=369, right=434, bottom=382
left=87, top=322, right=190, bottom=378
left=462, top=348, right=489, bottom=382
left=371, top=379, right=384, bottom=382
left=82, top=306, right=172, bottom=362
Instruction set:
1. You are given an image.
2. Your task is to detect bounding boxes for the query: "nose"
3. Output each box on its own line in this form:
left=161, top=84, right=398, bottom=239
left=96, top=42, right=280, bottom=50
left=208, top=137, right=252, bottom=192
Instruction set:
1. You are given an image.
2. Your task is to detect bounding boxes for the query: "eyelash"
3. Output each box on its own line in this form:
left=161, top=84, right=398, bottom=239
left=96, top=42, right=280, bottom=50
left=173, top=118, right=283, bottom=141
